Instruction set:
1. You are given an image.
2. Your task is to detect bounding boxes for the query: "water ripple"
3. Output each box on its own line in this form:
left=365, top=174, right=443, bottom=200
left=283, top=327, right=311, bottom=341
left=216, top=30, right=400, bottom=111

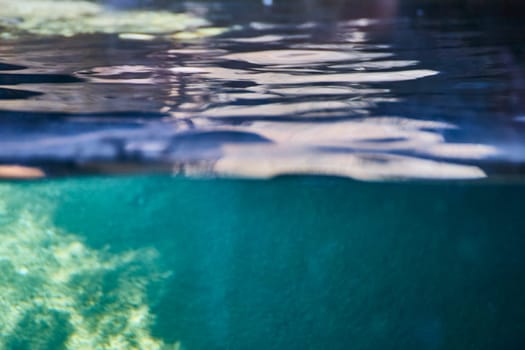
left=1, top=13, right=524, bottom=180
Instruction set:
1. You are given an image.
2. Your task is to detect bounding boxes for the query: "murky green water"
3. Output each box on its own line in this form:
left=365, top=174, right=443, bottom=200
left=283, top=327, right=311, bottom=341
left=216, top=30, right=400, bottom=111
left=1, top=175, right=525, bottom=349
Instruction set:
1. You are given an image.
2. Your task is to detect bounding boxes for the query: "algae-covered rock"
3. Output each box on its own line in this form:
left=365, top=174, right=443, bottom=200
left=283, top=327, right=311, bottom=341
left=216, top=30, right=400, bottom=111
left=0, top=184, right=177, bottom=350
left=0, top=0, right=209, bottom=37
left=5, top=306, right=73, bottom=350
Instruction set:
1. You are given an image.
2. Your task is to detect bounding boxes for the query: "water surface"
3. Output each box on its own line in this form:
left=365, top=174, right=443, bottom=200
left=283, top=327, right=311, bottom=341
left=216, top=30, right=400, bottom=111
left=2, top=0, right=525, bottom=180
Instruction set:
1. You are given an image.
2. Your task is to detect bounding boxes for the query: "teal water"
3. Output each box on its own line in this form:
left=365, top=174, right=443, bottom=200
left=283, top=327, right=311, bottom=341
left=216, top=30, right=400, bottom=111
left=2, top=175, right=524, bottom=349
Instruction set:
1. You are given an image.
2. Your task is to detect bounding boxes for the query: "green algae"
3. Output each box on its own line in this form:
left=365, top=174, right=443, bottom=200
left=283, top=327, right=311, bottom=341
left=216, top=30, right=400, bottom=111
left=0, top=184, right=178, bottom=350
left=0, top=0, right=209, bottom=37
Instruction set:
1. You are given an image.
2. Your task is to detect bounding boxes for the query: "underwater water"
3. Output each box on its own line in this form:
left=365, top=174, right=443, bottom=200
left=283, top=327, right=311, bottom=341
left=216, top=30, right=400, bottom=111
left=2, top=0, right=525, bottom=349
left=2, top=176, right=525, bottom=350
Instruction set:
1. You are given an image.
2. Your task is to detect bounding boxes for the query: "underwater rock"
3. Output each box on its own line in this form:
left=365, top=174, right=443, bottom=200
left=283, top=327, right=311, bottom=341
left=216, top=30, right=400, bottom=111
left=0, top=186, right=177, bottom=350
left=5, top=306, right=73, bottom=350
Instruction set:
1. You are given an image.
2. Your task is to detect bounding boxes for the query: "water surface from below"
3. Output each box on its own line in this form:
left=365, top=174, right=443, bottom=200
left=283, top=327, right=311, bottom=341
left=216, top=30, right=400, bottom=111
left=1, top=0, right=525, bottom=180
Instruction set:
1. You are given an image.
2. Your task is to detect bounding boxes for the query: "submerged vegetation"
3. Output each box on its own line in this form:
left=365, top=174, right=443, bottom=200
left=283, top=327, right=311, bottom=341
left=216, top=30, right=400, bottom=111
left=0, top=0, right=212, bottom=37
left=0, top=184, right=177, bottom=350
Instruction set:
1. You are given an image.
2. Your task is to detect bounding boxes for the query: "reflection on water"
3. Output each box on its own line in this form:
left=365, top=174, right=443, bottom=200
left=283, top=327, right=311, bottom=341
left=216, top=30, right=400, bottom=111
left=1, top=0, right=525, bottom=180
left=0, top=0, right=209, bottom=36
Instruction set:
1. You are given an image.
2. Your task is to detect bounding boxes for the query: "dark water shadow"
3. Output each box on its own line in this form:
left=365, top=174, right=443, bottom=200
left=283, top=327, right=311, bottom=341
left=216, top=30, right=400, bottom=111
left=0, top=87, right=42, bottom=100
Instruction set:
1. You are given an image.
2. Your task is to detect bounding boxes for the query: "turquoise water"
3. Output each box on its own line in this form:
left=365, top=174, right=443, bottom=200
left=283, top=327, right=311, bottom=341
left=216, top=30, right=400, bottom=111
left=2, top=175, right=525, bottom=349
